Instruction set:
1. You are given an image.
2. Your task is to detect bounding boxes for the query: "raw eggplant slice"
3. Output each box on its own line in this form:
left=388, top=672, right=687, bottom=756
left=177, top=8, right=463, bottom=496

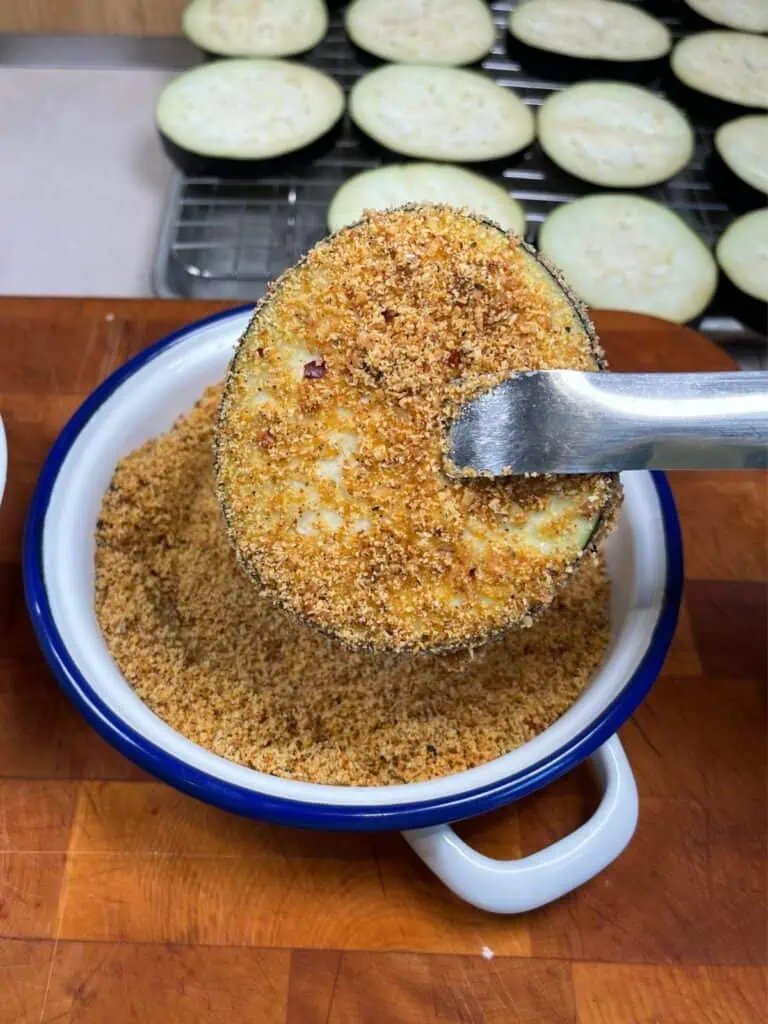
left=182, top=0, right=328, bottom=57
left=715, top=115, right=768, bottom=195
left=538, top=81, right=694, bottom=188
left=717, top=209, right=768, bottom=303
left=508, top=0, right=671, bottom=62
left=539, top=194, right=718, bottom=324
left=156, top=59, right=344, bottom=162
left=345, top=0, right=495, bottom=66
left=327, top=164, right=525, bottom=234
left=671, top=32, right=768, bottom=110
left=682, top=0, right=768, bottom=34
left=349, top=64, right=535, bottom=162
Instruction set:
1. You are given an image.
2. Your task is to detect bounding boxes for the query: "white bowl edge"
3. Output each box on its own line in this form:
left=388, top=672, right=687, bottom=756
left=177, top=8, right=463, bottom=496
left=0, top=414, right=7, bottom=509
left=40, top=310, right=669, bottom=809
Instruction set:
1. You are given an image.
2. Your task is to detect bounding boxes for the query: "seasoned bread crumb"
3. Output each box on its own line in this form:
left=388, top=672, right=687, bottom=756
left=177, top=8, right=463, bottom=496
left=216, top=205, right=619, bottom=655
left=95, top=385, right=611, bottom=787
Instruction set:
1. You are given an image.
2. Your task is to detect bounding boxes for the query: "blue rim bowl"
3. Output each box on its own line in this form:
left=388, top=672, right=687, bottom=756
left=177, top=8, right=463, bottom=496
left=23, top=307, right=683, bottom=831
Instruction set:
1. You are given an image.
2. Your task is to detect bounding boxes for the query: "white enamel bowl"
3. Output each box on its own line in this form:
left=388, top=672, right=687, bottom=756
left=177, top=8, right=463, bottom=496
left=24, top=308, right=682, bottom=913
left=0, top=414, right=6, bottom=509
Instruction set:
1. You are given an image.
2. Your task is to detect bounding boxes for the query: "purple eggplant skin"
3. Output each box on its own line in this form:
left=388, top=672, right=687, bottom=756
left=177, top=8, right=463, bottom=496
left=708, top=147, right=766, bottom=214
left=505, top=32, right=669, bottom=86
left=158, top=120, right=343, bottom=180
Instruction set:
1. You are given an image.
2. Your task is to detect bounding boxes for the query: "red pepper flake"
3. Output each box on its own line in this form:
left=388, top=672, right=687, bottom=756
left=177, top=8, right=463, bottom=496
left=259, top=430, right=275, bottom=449
left=382, top=308, right=398, bottom=323
left=446, top=350, right=462, bottom=369
left=468, top=567, right=477, bottom=579
left=256, top=347, right=265, bottom=358
left=303, top=358, right=326, bottom=380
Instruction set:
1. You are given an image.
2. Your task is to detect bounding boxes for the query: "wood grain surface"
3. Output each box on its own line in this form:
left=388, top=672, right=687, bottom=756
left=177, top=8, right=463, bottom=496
left=0, top=298, right=765, bottom=1023
left=0, top=0, right=186, bottom=36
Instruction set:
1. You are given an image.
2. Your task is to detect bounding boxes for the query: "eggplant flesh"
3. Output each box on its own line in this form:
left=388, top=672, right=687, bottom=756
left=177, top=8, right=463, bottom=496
left=682, top=0, right=768, bottom=34
left=345, top=0, right=496, bottom=66
left=349, top=64, right=535, bottom=162
left=713, top=115, right=768, bottom=210
left=508, top=0, right=672, bottom=62
left=182, top=0, right=329, bottom=57
left=671, top=32, right=768, bottom=112
left=327, top=163, right=526, bottom=234
left=539, top=194, right=719, bottom=325
left=717, top=209, right=768, bottom=306
left=538, top=81, right=694, bottom=188
left=155, top=59, right=344, bottom=173
left=215, top=205, right=618, bottom=655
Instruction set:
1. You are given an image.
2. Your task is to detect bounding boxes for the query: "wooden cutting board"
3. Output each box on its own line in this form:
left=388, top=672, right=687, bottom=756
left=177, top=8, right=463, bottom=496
left=0, top=298, right=765, bottom=1023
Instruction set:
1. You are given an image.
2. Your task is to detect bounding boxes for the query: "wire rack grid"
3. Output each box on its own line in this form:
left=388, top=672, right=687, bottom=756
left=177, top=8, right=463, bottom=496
left=153, top=0, right=742, bottom=323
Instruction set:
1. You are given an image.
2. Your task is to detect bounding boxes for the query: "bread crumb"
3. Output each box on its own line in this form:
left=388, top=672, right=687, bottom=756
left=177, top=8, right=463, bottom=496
left=216, top=206, right=619, bottom=655
left=94, top=386, right=612, bottom=787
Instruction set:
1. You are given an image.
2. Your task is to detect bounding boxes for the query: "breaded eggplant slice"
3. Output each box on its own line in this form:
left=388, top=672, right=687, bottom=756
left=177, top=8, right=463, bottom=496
left=215, top=206, right=621, bottom=655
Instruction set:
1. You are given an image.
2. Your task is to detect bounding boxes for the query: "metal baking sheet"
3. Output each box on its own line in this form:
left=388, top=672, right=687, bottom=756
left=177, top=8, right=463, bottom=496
left=152, top=1, right=766, bottom=356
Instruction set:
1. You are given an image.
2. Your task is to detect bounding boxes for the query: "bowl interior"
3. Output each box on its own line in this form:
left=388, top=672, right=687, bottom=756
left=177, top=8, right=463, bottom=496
left=35, top=309, right=672, bottom=810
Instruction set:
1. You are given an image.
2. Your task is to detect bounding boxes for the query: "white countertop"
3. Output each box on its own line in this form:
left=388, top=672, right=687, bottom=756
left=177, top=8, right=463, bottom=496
left=0, top=67, right=173, bottom=297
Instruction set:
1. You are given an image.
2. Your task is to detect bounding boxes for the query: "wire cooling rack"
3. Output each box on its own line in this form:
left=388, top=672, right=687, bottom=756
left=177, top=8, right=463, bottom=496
left=152, top=1, right=764, bottom=353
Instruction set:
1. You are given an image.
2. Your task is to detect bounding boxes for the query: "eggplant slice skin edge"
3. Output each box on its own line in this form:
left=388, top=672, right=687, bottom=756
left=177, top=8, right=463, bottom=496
left=155, top=59, right=344, bottom=166
left=682, top=0, right=768, bottom=34
left=327, top=163, right=526, bottom=235
left=215, top=206, right=620, bottom=655
left=345, top=0, right=496, bottom=66
left=717, top=209, right=768, bottom=305
left=508, top=0, right=672, bottom=62
left=537, top=81, right=694, bottom=188
left=715, top=115, right=768, bottom=198
left=671, top=32, right=768, bottom=111
left=349, top=64, right=535, bottom=162
left=182, top=0, right=329, bottom=58
left=539, top=194, right=719, bottom=325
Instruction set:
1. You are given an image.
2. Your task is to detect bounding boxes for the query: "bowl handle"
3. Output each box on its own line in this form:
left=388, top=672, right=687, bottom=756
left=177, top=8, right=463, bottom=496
left=402, top=735, right=638, bottom=914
